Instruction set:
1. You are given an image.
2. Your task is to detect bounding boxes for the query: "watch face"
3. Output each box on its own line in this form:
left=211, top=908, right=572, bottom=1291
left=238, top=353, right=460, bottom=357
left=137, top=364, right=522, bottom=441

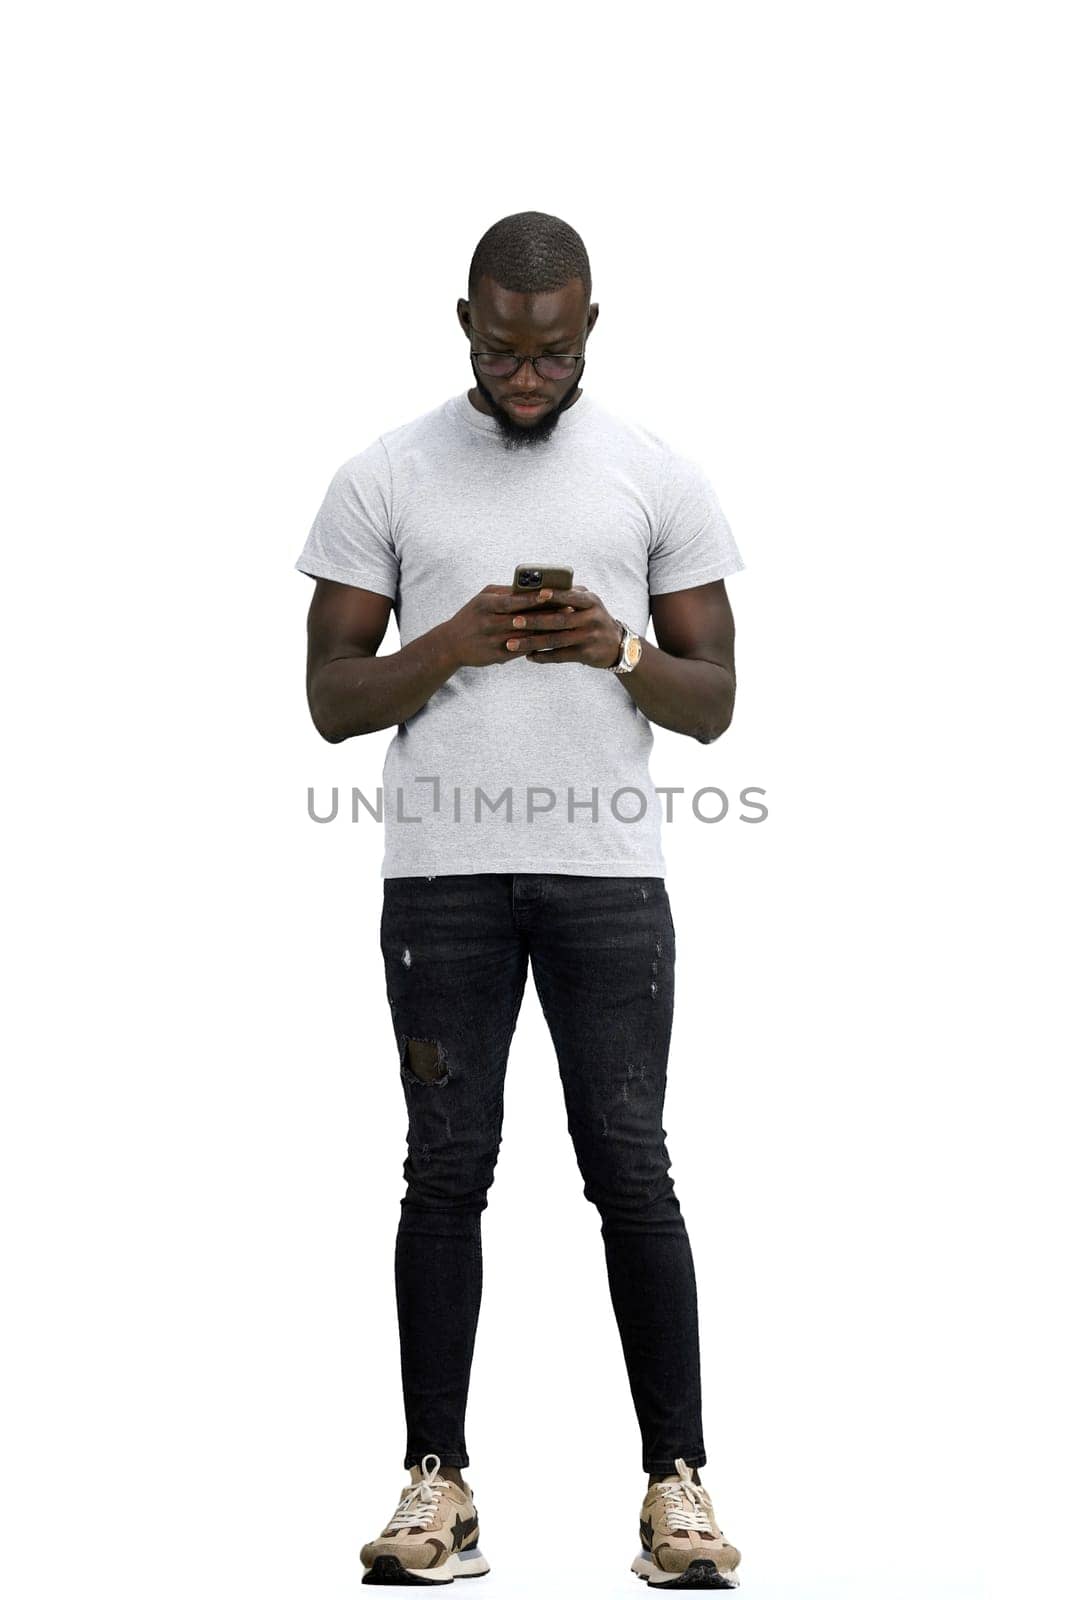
left=624, top=635, right=642, bottom=667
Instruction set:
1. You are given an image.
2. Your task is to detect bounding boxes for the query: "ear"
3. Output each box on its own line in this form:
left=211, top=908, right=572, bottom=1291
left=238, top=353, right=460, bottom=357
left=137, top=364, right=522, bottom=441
left=586, top=302, right=600, bottom=335
left=456, top=299, right=471, bottom=336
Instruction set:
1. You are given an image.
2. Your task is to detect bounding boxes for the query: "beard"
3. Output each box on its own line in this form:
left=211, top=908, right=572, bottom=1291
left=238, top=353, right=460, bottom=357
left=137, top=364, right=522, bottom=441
left=468, top=357, right=585, bottom=451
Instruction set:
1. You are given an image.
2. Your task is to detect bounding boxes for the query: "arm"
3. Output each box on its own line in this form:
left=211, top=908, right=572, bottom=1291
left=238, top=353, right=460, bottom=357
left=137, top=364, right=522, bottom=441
left=632, top=579, right=737, bottom=744
left=305, top=579, right=458, bottom=743
left=304, top=577, right=565, bottom=743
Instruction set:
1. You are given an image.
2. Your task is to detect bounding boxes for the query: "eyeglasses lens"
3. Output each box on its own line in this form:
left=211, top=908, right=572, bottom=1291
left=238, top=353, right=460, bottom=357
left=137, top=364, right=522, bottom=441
left=475, top=353, right=578, bottom=379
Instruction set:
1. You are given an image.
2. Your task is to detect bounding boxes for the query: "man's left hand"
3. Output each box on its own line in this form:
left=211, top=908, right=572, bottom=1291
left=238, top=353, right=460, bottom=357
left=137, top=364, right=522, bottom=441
left=505, top=586, right=624, bottom=669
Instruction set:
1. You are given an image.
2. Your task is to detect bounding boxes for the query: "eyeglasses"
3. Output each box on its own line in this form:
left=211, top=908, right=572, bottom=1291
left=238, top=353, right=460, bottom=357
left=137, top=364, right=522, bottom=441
left=467, top=321, right=586, bottom=381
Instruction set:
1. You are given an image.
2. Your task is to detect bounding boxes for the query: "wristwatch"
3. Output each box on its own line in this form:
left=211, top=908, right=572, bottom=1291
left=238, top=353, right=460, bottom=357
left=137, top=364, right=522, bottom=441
left=609, top=619, right=643, bottom=674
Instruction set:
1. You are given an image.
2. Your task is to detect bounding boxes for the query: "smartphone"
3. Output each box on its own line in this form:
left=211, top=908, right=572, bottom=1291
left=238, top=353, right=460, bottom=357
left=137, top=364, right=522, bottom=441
left=512, top=564, right=573, bottom=593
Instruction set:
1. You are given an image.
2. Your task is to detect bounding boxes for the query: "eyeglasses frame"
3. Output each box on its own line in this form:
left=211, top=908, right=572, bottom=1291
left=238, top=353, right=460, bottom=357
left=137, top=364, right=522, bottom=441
left=466, top=319, right=588, bottom=381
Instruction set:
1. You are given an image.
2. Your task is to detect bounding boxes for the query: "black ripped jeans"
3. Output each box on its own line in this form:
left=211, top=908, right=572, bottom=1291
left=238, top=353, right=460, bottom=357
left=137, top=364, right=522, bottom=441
left=380, top=872, right=706, bottom=1476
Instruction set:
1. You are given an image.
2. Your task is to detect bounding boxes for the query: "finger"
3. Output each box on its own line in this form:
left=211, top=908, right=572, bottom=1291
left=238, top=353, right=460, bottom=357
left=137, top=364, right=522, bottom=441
left=492, top=588, right=564, bottom=612
left=504, top=634, right=554, bottom=654
left=539, top=587, right=597, bottom=609
left=484, top=584, right=554, bottom=601
left=524, top=644, right=590, bottom=662
left=507, top=608, right=583, bottom=634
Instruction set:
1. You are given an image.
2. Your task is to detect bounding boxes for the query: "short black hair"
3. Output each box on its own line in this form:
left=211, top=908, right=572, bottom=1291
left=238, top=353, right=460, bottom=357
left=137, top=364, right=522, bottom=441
left=468, top=211, right=591, bottom=306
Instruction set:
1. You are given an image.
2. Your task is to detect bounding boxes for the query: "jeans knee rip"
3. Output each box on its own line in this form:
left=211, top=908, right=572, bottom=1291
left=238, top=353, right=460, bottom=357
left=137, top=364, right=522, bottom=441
left=399, top=1034, right=450, bottom=1087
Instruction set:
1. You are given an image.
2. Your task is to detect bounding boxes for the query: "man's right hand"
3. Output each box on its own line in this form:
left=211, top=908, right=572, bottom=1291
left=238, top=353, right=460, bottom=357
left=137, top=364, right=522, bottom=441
left=440, top=584, right=576, bottom=669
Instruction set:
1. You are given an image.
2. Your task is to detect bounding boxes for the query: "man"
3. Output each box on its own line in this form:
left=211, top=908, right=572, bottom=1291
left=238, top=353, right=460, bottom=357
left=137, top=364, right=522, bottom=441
left=297, top=211, right=744, bottom=1589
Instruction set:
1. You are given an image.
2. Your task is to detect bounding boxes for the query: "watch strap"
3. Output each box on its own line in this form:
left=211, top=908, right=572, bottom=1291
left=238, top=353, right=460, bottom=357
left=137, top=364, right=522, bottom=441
left=610, top=619, right=641, bottom=673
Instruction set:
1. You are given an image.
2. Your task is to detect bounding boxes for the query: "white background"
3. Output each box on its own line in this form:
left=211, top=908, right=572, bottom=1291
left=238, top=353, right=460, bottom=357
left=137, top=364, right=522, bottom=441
left=3, top=4, right=1064, bottom=1597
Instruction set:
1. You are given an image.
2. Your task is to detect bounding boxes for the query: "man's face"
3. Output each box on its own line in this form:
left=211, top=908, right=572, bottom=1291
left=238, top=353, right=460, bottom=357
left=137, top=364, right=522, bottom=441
left=457, top=277, right=598, bottom=450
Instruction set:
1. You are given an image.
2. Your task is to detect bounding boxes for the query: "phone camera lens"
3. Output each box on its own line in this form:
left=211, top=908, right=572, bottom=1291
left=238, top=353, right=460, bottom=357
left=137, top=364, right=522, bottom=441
left=521, top=570, right=542, bottom=587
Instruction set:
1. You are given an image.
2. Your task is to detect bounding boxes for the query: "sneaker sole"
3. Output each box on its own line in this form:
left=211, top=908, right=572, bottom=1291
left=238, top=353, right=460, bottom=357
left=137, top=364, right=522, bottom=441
left=362, top=1549, right=490, bottom=1585
left=631, top=1552, right=739, bottom=1589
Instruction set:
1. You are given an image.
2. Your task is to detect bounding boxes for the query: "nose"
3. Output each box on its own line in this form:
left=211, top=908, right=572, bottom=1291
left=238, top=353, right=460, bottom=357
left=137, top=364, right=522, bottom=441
left=512, top=357, right=542, bottom=391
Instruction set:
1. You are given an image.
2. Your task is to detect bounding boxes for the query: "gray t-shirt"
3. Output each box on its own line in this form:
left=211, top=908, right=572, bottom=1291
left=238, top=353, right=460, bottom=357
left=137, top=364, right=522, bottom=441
left=296, top=389, right=745, bottom=879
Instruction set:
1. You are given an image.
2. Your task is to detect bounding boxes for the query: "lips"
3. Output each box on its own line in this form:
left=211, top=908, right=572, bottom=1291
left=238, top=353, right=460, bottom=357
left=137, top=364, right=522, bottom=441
left=507, top=398, right=548, bottom=409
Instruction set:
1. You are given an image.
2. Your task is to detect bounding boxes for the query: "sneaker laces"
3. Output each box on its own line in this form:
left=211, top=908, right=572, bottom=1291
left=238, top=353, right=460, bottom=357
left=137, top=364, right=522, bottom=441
left=655, top=1470, right=721, bottom=1536
left=386, top=1455, right=449, bottom=1531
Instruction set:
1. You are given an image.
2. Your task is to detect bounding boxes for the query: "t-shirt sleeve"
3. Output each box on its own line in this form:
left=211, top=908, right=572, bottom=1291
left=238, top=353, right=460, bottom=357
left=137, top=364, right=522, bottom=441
left=294, top=437, right=399, bottom=599
left=648, top=448, right=745, bottom=595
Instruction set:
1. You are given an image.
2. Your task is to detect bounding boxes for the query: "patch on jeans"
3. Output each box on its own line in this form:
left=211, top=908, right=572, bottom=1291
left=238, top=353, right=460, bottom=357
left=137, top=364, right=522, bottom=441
left=399, top=1035, right=450, bottom=1087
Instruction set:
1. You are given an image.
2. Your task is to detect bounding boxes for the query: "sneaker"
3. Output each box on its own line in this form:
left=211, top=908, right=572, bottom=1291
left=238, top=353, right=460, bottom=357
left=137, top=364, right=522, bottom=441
left=631, top=1458, right=741, bottom=1589
left=360, top=1452, right=490, bottom=1585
